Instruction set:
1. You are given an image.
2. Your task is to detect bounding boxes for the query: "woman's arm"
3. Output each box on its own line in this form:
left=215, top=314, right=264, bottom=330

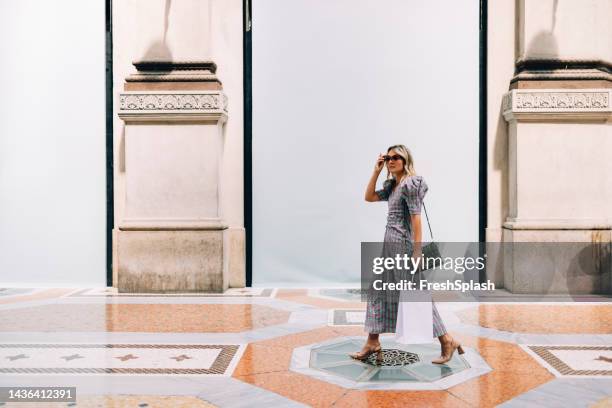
left=365, top=154, right=385, bottom=202
left=411, top=213, right=423, bottom=260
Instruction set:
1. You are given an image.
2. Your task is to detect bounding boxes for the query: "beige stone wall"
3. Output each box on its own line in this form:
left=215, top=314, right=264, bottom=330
left=113, top=0, right=244, bottom=229
left=486, top=0, right=516, bottom=285
left=518, top=0, right=612, bottom=61
left=488, top=0, right=612, bottom=292
left=112, top=0, right=245, bottom=289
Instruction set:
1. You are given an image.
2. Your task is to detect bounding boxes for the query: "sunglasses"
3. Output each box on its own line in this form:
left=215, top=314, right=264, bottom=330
left=383, top=154, right=403, bottom=162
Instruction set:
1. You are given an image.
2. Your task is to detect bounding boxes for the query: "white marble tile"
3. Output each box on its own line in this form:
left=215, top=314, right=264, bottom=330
left=0, top=375, right=230, bottom=395
left=289, top=346, right=311, bottom=369
left=287, top=309, right=328, bottom=325
left=198, top=386, right=307, bottom=408
left=550, top=349, right=612, bottom=371
left=500, top=378, right=612, bottom=408
left=0, top=343, right=247, bottom=376
left=345, top=311, right=366, bottom=323
left=289, top=338, right=492, bottom=391
left=1, top=346, right=222, bottom=370
left=0, top=331, right=251, bottom=344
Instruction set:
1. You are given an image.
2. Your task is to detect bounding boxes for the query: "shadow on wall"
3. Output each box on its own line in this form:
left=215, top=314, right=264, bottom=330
left=141, top=0, right=174, bottom=62
left=572, top=237, right=612, bottom=295
left=119, top=1, right=174, bottom=181
left=525, top=0, right=559, bottom=59
left=525, top=31, right=559, bottom=60
left=119, top=126, right=125, bottom=173
left=489, top=1, right=560, bottom=287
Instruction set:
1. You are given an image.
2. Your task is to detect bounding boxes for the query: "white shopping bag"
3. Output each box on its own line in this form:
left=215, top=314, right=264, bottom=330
left=394, top=289, right=433, bottom=344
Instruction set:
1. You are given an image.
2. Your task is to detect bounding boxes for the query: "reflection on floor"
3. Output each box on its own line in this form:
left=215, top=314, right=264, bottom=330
left=301, top=337, right=487, bottom=390
left=0, top=287, right=610, bottom=407
left=312, top=342, right=463, bottom=382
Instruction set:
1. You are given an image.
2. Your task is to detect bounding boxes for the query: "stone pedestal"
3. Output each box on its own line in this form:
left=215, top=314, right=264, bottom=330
left=486, top=0, right=612, bottom=294
left=116, top=61, right=232, bottom=292
left=501, top=89, right=612, bottom=293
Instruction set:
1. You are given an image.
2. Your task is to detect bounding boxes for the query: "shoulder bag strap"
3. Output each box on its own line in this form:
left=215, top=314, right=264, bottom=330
left=422, top=201, right=434, bottom=241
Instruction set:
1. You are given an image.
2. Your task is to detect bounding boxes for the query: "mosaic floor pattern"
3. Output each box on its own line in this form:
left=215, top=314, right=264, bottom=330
left=0, top=395, right=217, bottom=407
left=525, top=345, right=612, bottom=377
left=310, top=339, right=468, bottom=381
left=0, top=287, right=610, bottom=407
left=0, top=344, right=242, bottom=375
left=0, top=304, right=290, bottom=333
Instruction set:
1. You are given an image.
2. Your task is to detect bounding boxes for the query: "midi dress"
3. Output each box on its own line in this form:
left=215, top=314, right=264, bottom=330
left=364, top=174, right=447, bottom=337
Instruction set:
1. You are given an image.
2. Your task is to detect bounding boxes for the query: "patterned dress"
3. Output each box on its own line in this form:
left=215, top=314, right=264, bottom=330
left=364, top=174, right=447, bottom=336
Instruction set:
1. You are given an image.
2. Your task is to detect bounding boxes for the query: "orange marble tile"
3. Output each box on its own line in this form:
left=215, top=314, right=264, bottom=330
left=234, top=329, right=554, bottom=407
left=233, top=326, right=391, bottom=378
left=591, top=396, right=612, bottom=408
left=447, top=335, right=554, bottom=407
left=275, top=289, right=366, bottom=309
left=334, top=390, right=473, bottom=408
left=232, top=343, right=294, bottom=376
left=0, top=288, right=74, bottom=305
left=257, top=326, right=350, bottom=350
left=275, top=289, right=309, bottom=297
left=476, top=344, right=548, bottom=373
left=332, top=326, right=374, bottom=336
left=238, top=371, right=348, bottom=408
left=2, top=395, right=217, bottom=408
left=447, top=370, right=553, bottom=407
left=288, top=296, right=366, bottom=309
left=108, top=304, right=290, bottom=333
left=0, top=304, right=289, bottom=332
left=459, top=304, right=612, bottom=334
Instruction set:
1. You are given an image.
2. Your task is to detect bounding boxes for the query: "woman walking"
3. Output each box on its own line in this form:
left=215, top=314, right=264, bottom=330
left=349, top=144, right=463, bottom=364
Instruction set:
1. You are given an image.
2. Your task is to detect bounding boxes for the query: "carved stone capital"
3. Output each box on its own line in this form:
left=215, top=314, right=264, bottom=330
left=118, top=91, right=228, bottom=122
left=503, top=89, right=611, bottom=122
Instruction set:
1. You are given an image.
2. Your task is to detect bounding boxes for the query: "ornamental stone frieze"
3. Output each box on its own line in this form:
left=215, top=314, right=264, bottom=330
left=119, top=92, right=228, bottom=112
left=503, top=89, right=612, bottom=121
left=501, top=87, right=612, bottom=294
left=118, top=61, right=228, bottom=123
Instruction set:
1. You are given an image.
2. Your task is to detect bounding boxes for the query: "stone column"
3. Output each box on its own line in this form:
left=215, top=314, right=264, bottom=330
left=116, top=61, right=231, bottom=292
left=499, top=0, right=612, bottom=294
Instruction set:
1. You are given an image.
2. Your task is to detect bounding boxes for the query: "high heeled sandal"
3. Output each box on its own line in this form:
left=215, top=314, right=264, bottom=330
left=432, top=340, right=464, bottom=365
left=349, top=345, right=383, bottom=364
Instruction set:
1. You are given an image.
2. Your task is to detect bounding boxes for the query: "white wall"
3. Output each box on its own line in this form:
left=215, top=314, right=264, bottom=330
left=252, top=0, right=480, bottom=286
left=0, top=1, right=106, bottom=286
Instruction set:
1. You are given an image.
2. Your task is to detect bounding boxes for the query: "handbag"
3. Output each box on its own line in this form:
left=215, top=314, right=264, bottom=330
left=419, top=201, right=441, bottom=271
left=394, top=287, right=434, bottom=344
left=396, top=200, right=437, bottom=344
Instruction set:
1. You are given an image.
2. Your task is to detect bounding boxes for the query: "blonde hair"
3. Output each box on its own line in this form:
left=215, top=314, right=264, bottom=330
left=385, top=144, right=416, bottom=181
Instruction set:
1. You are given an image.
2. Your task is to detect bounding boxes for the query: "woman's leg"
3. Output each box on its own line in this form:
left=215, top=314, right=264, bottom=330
left=351, top=296, right=393, bottom=359
left=432, top=301, right=447, bottom=338
left=433, top=301, right=452, bottom=343
left=364, top=294, right=398, bottom=334
left=349, top=332, right=383, bottom=362
left=366, top=333, right=380, bottom=346
left=432, top=301, right=464, bottom=363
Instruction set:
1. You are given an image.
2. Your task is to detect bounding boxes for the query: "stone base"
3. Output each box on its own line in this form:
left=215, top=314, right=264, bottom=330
left=502, top=228, right=612, bottom=294
left=115, top=228, right=244, bottom=293
left=225, top=228, right=246, bottom=288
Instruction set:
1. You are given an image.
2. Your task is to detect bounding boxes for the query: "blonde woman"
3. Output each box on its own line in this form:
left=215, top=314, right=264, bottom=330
left=349, top=144, right=463, bottom=364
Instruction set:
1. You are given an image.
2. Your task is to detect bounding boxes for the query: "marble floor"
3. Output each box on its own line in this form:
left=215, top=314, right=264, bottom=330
left=0, top=287, right=611, bottom=407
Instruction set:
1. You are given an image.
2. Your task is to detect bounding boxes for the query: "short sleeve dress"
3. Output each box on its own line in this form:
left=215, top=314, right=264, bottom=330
left=375, top=175, right=428, bottom=243
left=364, top=175, right=447, bottom=336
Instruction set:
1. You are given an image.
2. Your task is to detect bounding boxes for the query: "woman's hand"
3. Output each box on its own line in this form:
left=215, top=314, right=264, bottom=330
left=411, top=214, right=423, bottom=271
left=412, top=247, right=422, bottom=260
left=365, top=153, right=386, bottom=201
left=412, top=246, right=423, bottom=272
left=374, top=153, right=385, bottom=173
